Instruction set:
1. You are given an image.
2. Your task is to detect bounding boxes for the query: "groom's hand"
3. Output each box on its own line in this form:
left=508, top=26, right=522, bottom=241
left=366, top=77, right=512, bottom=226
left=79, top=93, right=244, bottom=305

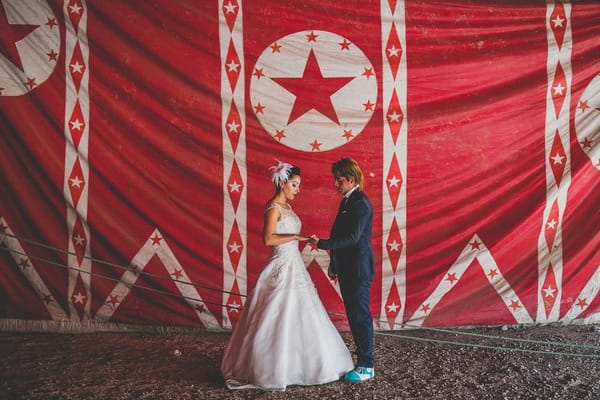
left=309, top=234, right=319, bottom=245
left=327, top=265, right=337, bottom=280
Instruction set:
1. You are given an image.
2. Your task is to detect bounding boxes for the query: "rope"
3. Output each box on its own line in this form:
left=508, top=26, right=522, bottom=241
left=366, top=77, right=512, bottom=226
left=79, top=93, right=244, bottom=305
left=2, top=231, right=599, bottom=358
left=2, top=246, right=241, bottom=311
left=0, top=231, right=242, bottom=297
left=379, top=320, right=600, bottom=351
left=375, top=331, right=600, bottom=359
left=326, top=311, right=600, bottom=353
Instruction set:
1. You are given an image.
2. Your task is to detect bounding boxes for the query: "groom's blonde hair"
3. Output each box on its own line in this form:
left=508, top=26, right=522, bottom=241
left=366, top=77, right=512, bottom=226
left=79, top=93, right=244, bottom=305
left=332, top=157, right=365, bottom=189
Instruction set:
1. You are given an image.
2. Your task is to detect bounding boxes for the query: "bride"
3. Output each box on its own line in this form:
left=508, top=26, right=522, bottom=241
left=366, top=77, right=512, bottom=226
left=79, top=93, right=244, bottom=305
left=221, top=160, right=354, bottom=390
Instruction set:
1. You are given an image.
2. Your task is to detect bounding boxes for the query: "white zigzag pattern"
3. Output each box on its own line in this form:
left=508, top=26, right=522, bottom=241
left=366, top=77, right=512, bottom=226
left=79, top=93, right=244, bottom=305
left=0, top=217, right=68, bottom=320
left=94, top=229, right=219, bottom=329
left=561, top=265, right=600, bottom=324
left=406, top=234, right=535, bottom=327
left=300, top=243, right=342, bottom=299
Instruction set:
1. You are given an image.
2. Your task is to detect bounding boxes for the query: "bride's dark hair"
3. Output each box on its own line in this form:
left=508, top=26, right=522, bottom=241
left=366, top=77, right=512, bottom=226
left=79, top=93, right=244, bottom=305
left=269, top=159, right=300, bottom=190
left=275, top=166, right=300, bottom=190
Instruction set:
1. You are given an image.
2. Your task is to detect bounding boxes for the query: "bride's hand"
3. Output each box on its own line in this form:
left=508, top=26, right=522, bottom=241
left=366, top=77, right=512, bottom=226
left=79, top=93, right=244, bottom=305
left=296, top=234, right=310, bottom=241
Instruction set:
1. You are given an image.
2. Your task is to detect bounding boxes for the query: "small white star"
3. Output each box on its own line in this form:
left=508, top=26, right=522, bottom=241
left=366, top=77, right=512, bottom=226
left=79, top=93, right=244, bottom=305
left=546, top=218, right=558, bottom=230
left=226, top=59, right=240, bottom=73
left=72, top=291, right=86, bottom=304
left=73, top=234, right=85, bottom=246
left=228, top=241, right=241, bottom=253
left=387, top=302, right=399, bottom=313
left=551, top=153, right=565, bottom=165
left=70, top=176, right=83, bottom=188
left=70, top=119, right=84, bottom=131
left=227, top=120, right=240, bottom=133
left=69, top=3, right=82, bottom=15
left=388, top=111, right=402, bottom=123
left=228, top=181, right=241, bottom=192
left=70, top=61, right=84, bottom=74
left=551, top=15, right=564, bottom=28
left=543, top=285, right=557, bottom=298
left=552, top=82, right=565, bottom=96
left=387, top=176, right=401, bottom=188
left=229, top=301, right=241, bottom=312
left=387, top=45, right=400, bottom=57
left=387, top=240, right=400, bottom=252
left=223, top=1, right=237, bottom=14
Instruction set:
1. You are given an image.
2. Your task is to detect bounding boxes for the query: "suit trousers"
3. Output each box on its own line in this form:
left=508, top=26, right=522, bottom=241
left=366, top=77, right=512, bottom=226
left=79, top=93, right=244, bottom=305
left=339, top=276, right=374, bottom=368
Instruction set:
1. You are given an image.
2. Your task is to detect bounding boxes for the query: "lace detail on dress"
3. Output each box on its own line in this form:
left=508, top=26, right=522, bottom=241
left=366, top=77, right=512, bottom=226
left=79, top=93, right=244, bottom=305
left=264, top=201, right=292, bottom=214
left=264, top=203, right=300, bottom=236
left=263, top=202, right=300, bottom=285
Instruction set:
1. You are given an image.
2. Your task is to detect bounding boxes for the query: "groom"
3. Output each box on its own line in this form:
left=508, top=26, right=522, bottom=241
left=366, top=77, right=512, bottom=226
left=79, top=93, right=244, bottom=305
left=310, top=157, right=375, bottom=383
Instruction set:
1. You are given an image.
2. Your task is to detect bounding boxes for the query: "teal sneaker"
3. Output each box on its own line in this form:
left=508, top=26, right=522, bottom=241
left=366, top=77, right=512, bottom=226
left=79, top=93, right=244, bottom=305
left=344, top=366, right=374, bottom=383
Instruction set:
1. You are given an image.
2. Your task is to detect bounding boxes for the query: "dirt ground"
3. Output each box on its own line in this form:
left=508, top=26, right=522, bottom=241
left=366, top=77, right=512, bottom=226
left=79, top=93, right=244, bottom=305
left=1, top=324, right=599, bottom=400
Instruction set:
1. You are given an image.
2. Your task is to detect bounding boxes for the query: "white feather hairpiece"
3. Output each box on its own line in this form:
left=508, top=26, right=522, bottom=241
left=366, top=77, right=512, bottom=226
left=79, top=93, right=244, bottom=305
left=269, top=159, right=294, bottom=187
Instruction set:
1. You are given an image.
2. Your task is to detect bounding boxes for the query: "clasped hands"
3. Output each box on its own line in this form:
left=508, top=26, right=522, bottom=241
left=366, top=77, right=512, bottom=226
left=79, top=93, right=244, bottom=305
left=297, top=234, right=319, bottom=245
left=298, top=234, right=336, bottom=279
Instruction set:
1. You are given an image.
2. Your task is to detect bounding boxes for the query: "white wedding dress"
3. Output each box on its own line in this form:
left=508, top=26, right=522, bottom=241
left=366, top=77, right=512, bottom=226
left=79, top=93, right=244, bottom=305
left=221, top=203, right=354, bottom=391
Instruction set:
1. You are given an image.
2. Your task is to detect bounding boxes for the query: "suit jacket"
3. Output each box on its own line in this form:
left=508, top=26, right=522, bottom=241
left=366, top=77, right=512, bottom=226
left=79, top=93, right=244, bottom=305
left=318, top=189, right=374, bottom=281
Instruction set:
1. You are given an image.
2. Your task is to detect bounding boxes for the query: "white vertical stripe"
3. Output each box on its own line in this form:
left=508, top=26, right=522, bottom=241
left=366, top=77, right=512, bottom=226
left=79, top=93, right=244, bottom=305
left=219, top=0, right=247, bottom=329
left=380, top=0, right=408, bottom=330
left=537, top=2, right=573, bottom=322
left=63, top=0, right=91, bottom=321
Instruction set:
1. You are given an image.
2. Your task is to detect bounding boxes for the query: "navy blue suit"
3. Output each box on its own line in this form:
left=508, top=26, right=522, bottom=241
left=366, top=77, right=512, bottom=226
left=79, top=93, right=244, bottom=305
left=318, top=189, right=374, bottom=368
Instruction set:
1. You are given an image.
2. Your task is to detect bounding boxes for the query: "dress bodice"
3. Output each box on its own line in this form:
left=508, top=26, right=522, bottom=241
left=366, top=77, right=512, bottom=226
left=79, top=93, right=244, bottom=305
left=267, top=202, right=301, bottom=251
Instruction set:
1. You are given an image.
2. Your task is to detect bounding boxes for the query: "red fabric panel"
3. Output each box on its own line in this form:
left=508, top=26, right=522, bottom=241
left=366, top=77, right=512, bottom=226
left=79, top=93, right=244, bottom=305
left=85, top=1, right=224, bottom=326
left=0, top=0, right=598, bottom=330
left=405, top=1, right=547, bottom=324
